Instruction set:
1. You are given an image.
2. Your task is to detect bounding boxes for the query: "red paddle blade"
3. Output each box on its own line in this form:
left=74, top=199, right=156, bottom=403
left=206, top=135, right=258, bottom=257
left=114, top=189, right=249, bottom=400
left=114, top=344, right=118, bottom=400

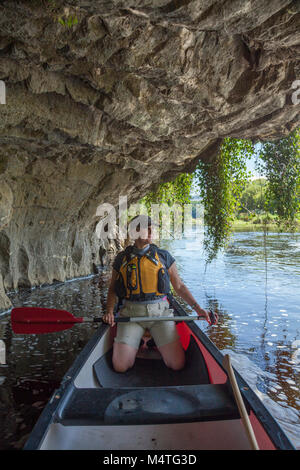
left=11, top=307, right=83, bottom=335
left=11, top=321, right=76, bottom=334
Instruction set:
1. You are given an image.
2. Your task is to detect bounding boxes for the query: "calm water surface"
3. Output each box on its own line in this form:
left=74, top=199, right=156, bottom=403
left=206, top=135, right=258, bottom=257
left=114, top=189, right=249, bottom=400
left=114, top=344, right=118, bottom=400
left=0, top=231, right=299, bottom=449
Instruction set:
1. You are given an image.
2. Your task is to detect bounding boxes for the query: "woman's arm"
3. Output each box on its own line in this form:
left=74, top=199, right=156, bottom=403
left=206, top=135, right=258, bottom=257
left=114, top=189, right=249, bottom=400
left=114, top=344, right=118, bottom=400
left=102, top=269, right=119, bottom=326
left=168, top=262, right=215, bottom=324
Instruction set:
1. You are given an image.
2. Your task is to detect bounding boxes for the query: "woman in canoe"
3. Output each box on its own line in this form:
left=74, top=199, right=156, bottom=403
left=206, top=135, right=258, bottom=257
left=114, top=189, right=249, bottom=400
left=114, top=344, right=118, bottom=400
left=103, top=215, right=217, bottom=373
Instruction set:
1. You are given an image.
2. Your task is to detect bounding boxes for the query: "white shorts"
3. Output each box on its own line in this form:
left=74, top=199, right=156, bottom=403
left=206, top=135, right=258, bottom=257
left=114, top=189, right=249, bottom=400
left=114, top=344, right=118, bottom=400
left=114, top=299, right=179, bottom=349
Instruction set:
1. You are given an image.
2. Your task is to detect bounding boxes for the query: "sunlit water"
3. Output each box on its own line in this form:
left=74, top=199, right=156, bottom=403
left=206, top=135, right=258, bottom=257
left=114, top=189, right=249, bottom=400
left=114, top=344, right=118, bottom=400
left=0, top=231, right=299, bottom=449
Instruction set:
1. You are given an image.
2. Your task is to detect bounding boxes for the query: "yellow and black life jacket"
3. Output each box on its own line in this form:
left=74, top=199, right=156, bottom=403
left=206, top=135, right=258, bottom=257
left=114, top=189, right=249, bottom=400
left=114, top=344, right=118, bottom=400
left=114, top=244, right=170, bottom=301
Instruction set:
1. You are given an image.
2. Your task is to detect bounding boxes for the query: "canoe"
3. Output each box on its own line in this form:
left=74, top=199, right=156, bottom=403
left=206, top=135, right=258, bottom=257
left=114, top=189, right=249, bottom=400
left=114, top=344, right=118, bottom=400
left=23, top=294, right=295, bottom=450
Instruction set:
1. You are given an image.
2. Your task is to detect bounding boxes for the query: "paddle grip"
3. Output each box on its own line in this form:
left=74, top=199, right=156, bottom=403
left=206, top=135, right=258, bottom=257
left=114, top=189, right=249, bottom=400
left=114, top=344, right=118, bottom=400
left=96, top=316, right=131, bottom=323
left=113, top=317, right=129, bottom=323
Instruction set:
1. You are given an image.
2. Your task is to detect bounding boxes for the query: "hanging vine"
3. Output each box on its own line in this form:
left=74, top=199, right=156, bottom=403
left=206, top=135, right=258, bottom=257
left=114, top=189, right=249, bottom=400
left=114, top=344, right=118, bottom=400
left=194, top=138, right=255, bottom=262
left=141, top=173, right=193, bottom=209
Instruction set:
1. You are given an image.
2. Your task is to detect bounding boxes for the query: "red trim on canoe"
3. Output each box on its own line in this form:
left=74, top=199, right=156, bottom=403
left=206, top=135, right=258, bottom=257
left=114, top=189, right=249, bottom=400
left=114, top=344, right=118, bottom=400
left=176, top=321, right=191, bottom=351
left=182, top=322, right=227, bottom=384
left=249, top=411, right=276, bottom=450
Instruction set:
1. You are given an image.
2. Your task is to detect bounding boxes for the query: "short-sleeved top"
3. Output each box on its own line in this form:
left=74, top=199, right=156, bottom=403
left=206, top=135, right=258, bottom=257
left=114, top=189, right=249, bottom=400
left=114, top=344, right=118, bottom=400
left=112, top=244, right=175, bottom=273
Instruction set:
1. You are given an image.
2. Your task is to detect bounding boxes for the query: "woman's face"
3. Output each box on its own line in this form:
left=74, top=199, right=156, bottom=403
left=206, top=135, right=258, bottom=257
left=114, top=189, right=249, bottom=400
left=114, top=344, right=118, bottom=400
left=138, top=226, right=152, bottom=243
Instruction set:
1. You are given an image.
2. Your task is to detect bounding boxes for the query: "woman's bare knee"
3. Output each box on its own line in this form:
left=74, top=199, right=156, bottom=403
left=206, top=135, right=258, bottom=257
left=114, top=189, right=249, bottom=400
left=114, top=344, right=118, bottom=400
left=112, top=359, right=133, bottom=373
left=165, top=355, right=185, bottom=371
left=112, top=342, right=137, bottom=373
left=112, top=355, right=135, bottom=373
left=158, top=340, right=185, bottom=371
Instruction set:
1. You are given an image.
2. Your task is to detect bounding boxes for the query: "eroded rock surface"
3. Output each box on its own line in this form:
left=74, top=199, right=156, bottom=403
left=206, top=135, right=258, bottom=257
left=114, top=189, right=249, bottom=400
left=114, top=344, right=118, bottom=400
left=0, top=0, right=299, bottom=310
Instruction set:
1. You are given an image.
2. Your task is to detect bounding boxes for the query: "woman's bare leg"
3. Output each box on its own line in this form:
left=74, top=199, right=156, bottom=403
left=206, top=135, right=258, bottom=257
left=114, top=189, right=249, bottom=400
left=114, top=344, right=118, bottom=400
left=158, top=339, right=185, bottom=371
left=112, top=342, right=139, bottom=373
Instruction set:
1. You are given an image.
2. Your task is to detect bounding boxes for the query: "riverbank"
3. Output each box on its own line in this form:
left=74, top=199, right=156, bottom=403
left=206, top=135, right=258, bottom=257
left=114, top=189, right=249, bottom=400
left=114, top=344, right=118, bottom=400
left=231, top=219, right=300, bottom=232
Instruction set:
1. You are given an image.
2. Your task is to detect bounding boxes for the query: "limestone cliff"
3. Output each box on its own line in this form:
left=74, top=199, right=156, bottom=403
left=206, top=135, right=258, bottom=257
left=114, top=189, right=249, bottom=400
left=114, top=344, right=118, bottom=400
left=0, top=0, right=299, bottom=310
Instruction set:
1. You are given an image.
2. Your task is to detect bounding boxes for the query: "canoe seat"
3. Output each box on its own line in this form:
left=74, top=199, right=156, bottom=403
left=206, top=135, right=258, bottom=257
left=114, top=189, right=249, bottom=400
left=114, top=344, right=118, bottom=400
left=55, top=383, right=243, bottom=426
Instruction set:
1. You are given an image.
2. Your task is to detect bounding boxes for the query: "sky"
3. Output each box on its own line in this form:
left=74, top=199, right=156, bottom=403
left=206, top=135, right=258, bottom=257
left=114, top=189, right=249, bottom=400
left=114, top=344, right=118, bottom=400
left=247, top=143, right=263, bottom=179
left=246, top=152, right=261, bottom=179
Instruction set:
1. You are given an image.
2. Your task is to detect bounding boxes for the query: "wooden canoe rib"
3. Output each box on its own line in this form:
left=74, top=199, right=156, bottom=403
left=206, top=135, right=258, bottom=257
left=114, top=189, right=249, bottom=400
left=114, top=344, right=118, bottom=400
left=23, top=294, right=295, bottom=450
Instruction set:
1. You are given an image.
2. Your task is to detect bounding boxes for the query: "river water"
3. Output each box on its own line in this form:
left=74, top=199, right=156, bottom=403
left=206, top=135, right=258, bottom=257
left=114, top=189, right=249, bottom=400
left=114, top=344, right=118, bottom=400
left=0, top=230, right=299, bottom=449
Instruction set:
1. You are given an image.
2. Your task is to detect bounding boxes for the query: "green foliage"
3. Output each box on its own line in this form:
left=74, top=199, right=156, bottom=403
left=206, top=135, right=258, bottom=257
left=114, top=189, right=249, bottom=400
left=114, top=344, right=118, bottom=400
left=58, top=15, right=78, bottom=28
left=194, top=138, right=254, bottom=262
left=140, top=173, right=193, bottom=210
left=256, top=129, right=300, bottom=230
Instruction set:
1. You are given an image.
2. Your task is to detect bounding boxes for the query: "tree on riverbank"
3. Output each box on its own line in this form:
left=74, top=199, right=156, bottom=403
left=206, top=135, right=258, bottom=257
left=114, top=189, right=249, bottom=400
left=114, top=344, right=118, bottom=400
left=238, top=179, right=267, bottom=215
left=256, top=129, right=300, bottom=230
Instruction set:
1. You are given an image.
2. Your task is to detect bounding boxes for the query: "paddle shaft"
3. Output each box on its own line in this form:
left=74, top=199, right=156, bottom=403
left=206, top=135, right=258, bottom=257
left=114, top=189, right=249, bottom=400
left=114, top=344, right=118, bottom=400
left=81, top=314, right=204, bottom=323
left=223, top=354, right=259, bottom=450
